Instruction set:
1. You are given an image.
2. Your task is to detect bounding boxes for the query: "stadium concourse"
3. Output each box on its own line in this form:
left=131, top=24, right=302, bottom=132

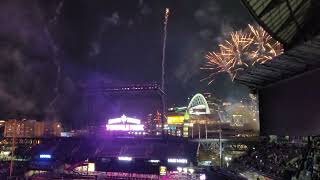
left=24, top=135, right=247, bottom=179
left=27, top=136, right=193, bottom=176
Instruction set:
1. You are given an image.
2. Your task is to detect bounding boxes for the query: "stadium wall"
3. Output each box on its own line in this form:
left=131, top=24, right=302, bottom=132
left=259, top=68, right=320, bottom=136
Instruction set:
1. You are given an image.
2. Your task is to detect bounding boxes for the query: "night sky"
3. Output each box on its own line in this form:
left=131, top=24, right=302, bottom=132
left=0, top=0, right=253, bottom=127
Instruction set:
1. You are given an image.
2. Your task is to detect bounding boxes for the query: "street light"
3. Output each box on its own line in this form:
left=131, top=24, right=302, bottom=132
left=224, top=156, right=232, bottom=167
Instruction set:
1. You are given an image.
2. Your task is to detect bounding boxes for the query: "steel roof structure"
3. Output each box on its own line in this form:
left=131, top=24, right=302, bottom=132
left=235, top=34, right=320, bottom=89
left=241, top=0, right=320, bottom=49
left=236, top=0, right=320, bottom=90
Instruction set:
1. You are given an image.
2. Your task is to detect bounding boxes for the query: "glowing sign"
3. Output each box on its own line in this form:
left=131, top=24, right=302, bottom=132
left=39, top=154, right=51, bottom=159
left=148, top=160, right=160, bottom=163
left=159, top=166, right=167, bottom=176
left=108, top=115, right=140, bottom=124
left=88, top=163, right=95, bottom=172
left=106, top=172, right=159, bottom=179
left=106, top=124, right=144, bottom=131
left=118, top=156, right=132, bottom=161
left=200, top=174, right=206, bottom=180
left=107, top=115, right=144, bottom=131
left=60, top=132, right=74, bottom=137
left=0, top=151, right=10, bottom=156
left=167, top=116, right=184, bottom=124
left=184, top=111, right=190, bottom=120
left=183, top=168, right=188, bottom=173
left=167, top=158, right=188, bottom=164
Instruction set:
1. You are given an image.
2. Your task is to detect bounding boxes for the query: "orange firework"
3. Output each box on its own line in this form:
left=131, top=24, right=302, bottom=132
left=202, top=52, right=234, bottom=84
left=248, top=24, right=283, bottom=64
left=203, top=24, right=283, bottom=83
left=219, top=31, right=253, bottom=67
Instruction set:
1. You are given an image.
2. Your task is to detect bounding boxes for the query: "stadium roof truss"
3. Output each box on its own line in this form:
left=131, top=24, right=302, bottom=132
left=235, top=34, right=320, bottom=89
left=236, top=0, right=320, bottom=90
left=187, top=93, right=210, bottom=115
left=83, top=83, right=165, bottom=96
left=241, top=0, right=320, bottom=49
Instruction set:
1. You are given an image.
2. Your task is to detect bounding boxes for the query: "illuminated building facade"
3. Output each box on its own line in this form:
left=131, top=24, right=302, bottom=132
left=166, top=93, right=259, bottom=138
left=4, top=119, right=62, bottom=138
left=145, top=111, right=162, bottom=135
left=203, top=92, right=220, bottom=113
left=222, top=98, right=259, bottom=131
left=165, top=111, right=192, bottom=137
left=0, top=120, right=4, bottom=137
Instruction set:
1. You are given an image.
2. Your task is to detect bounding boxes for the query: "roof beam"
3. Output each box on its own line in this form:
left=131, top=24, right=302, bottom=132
left=267, top=60, right=302, bottom=73
left=286, top=51, right=320, bottom=64
left=284, top=53, right=318, bottom=66
left=257, top=0, right=284, bottom=18
left=254, top=65, right=283, bottom=76
left=234, top=78, right=264, bottom=89
left=260, top=63, right=296, bottom=74
left=247, top=71, right=281, bottom=81
left=239, top=75, right=272, bottom=84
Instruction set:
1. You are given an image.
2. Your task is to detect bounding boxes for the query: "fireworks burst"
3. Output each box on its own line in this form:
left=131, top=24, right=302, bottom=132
left=203, top=24, right=283, bottom=83
left=248, top=24, right=283, bottom=64
left=219, top=31, right=253, bottom=67
left=202, top=52, right=234, bottom=84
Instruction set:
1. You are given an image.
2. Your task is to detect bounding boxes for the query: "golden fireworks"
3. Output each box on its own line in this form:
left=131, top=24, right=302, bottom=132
left=203, top=24, right=283, bottom=83
left=202, top=52, right=235, bottom=84
left=219, top=31, right=253, bottom=67
left=247, top=24, right=283, bottom=64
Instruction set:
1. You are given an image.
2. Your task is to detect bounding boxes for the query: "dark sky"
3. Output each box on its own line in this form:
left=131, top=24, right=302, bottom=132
left=0, top=0, right=253, bottom=126
left=57, top=0, right=253, bottom=103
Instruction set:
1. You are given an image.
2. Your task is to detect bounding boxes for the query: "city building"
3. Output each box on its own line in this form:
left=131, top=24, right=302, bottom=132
left=166, top=93, right=259, bottom=138
left=166, top=112, right=191, bottom=137
left=3, top=119, right=62, bottom=138
left=203, top=92, right=221, bottom=113
left=145, top=111, right=162, bottom=135
left=166, top=93, right=221, bottom=138
left=0, top=120, right=5, bottom=137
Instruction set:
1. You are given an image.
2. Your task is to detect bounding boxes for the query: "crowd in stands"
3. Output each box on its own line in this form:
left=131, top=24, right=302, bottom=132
left=229, top=140, right=307, bottom=179
left=5, top=136, right=320, bottom=179
left=0, top=161, right=9, bottom=178
left=0, top=161, right=28, bottom=178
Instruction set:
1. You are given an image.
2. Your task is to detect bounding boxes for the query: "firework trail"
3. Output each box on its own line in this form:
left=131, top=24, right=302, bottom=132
left=161, top=8, right=169, bottom=92
left=160, top=8, right=169, bottom=133
left=203, top=24, right=283, bottom=83
left=44, top=0, right=64, bottom=108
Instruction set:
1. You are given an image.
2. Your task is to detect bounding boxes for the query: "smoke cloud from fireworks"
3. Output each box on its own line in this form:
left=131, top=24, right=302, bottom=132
left=0, top=0, right=62, bottom=119
left=46, top=0, right=64, bottom=109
